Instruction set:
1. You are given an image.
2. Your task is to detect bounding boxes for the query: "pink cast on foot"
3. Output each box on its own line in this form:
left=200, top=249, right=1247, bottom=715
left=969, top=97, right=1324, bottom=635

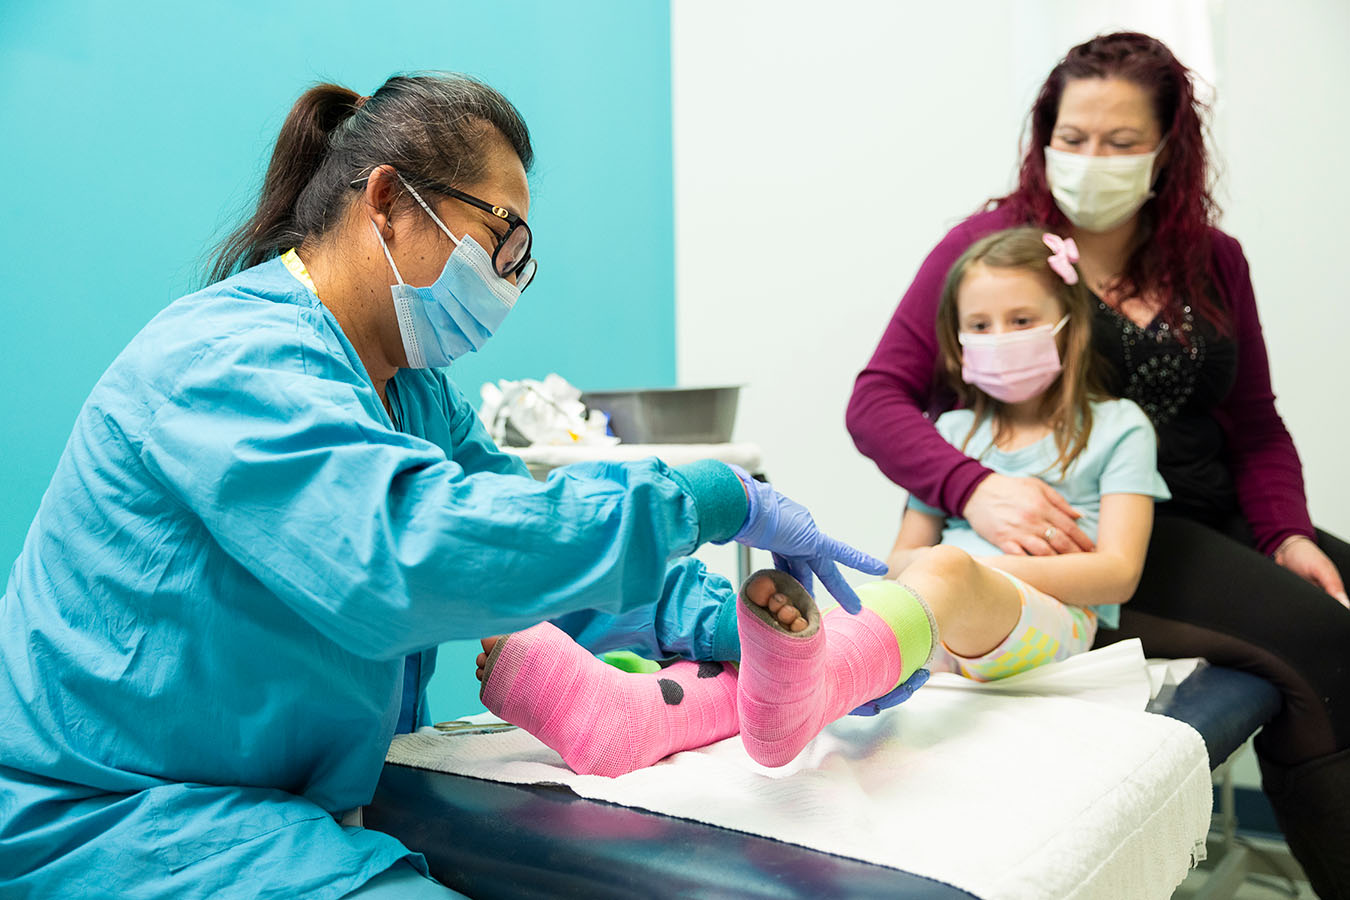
left=736, top=570, right=906, bottom=767
left=479, top=621, right=740, bottom=777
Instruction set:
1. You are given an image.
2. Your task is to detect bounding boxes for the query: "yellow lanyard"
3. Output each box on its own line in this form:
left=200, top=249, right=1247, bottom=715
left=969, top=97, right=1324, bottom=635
left=283, top=247, right=404, bottom=428
left=281, top=248, right=319, bottom=295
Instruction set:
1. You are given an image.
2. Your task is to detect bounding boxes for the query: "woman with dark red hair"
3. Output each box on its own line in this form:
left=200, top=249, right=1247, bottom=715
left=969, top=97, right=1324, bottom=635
left=848, top=32, right=1350, bottom=896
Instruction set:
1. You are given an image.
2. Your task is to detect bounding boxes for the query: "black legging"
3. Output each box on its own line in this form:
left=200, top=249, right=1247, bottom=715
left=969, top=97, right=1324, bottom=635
left=1094, top=512, right=1350, bottom=765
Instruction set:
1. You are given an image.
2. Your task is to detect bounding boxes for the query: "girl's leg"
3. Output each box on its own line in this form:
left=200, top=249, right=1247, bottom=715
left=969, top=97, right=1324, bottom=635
left=1095, top=513, right=1350, bottom=898
left=735, top=547, right=1065, bottom=768
left=735, top=570, right=937, bottom=767
left=945, top=571, right=1096, bottom=681
left=477, top=623, right=739, bottom=778
left=896, top=545, right=1025, bottom=660
left=898, top=546, right=1094, bottom=680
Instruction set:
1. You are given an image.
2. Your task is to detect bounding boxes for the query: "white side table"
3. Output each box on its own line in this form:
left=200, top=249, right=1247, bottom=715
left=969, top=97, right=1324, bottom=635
left=504, top=442, right=765, bottom=584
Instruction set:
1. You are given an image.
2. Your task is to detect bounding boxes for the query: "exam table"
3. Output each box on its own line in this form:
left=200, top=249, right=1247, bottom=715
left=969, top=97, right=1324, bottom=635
left=364, top=664, right=1282, bottom=899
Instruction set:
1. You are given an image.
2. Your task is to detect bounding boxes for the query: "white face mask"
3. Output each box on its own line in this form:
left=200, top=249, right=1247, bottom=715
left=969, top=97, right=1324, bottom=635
left=1044, top=139, right=1166, bottom=233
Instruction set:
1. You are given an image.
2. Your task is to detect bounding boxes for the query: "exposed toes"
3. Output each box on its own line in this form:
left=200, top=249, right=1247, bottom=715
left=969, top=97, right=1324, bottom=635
left=777, top=605, right=808, bottom=632
left=770, top=594, right=808, bottom=632
left=746, top=581, right=809, bottom=634
left=476, top=636, right=504, bottom=683
left=746, top=575, right=778, bottom=608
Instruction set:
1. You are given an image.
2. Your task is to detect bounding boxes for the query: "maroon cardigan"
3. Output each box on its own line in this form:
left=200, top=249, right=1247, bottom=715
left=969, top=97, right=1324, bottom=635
left=845, top=206, right=1313, bottom=556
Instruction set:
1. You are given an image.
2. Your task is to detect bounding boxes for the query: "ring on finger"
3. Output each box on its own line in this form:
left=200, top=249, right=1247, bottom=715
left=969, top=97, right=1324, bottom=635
left=1044, top=527, right=1056, bottom=542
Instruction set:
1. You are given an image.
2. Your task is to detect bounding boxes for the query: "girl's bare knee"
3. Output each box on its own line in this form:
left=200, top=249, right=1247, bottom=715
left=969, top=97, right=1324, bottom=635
left=910, top=544, right=977, bottom=583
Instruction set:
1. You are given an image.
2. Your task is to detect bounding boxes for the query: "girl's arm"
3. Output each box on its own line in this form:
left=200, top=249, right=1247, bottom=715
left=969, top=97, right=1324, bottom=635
left=885, top=508, right=946, bottom=578
left=976, top=492, right=1154, bottom=607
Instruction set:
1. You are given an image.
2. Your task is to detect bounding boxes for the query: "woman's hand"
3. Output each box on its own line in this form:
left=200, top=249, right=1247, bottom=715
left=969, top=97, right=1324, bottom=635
left=1274, top=537, right=1350, bottom=609
left=729, top=466, right=888, bottom=614
left=962, top=473, right=1095, bottom=556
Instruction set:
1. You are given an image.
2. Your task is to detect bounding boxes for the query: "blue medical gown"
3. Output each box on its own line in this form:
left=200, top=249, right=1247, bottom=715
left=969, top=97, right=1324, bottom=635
left=0, top=258, right=739, bottom=898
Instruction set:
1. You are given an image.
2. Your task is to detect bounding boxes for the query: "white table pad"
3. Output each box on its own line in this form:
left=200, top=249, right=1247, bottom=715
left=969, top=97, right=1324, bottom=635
left=388, top=642, right=1210, bottom=899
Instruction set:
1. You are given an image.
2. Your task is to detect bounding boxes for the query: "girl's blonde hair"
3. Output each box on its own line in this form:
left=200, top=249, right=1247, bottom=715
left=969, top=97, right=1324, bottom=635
left=935, top=226, right=1107, bottom=476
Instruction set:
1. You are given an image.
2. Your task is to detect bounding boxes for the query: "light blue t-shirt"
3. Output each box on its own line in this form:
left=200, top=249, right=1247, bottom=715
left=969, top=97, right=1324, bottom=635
left=908, top=397, right=1170, bottom=629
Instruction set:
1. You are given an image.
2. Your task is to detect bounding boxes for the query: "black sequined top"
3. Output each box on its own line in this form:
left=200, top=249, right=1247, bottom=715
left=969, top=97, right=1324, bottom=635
left=1091, top=296, right=1240, bottom=525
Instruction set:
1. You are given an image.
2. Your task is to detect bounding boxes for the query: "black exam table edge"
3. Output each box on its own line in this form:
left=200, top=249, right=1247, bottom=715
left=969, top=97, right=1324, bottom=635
left=364, top=664, right=1282, bottom=899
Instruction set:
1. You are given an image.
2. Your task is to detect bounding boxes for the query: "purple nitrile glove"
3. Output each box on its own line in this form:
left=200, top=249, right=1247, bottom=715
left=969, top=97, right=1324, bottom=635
left=849, top=667, right=930, bottom=716
left=725, top=465, right=888, bottom=614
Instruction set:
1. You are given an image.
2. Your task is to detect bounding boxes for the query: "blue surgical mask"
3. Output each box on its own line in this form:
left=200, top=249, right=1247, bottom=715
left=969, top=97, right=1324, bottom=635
left=371, top=177, right=525, bottom=368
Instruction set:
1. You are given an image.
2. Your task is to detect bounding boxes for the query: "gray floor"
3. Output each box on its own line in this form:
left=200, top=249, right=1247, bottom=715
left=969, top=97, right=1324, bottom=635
left=1172, top=835, right=1317, bottom=899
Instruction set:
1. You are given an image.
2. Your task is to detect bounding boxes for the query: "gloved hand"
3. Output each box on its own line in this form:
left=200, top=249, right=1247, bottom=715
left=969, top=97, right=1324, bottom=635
left=726, top=465, right=888, bottom=614
left=849, top=667, right=930, bottom=716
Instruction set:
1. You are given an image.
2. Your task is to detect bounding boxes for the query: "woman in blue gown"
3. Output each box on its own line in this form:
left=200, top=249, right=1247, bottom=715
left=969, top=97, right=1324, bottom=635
left=0, top=74, right=882, bottom=898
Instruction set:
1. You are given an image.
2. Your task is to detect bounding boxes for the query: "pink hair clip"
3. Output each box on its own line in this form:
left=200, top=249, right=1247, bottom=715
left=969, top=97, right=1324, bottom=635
left=1043, top=233, right=1080, bottom=285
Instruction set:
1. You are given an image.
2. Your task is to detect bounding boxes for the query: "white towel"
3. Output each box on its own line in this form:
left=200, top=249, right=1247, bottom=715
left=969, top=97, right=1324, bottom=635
left=504, top=441, right=764, bottom=473
left=388, top=642, right=1211, bottom=899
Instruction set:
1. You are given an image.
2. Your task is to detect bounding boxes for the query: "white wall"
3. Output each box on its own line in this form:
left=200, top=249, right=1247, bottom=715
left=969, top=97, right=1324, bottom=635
left=674, top=0, right=1350, bottom=570
left=673, top=0, right=1350, bottom=790
left=1213, top=2, right=1350, bottom=533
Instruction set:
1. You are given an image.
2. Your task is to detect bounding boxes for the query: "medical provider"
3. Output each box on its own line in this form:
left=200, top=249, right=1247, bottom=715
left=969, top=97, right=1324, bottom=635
left=0, top=72, right=884, bottom=899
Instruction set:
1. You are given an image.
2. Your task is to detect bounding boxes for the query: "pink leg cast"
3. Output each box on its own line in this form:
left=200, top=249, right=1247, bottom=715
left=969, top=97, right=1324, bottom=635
left=479, top=621, right=739, bottom=777
left=736, top=571, right=906, bottom=767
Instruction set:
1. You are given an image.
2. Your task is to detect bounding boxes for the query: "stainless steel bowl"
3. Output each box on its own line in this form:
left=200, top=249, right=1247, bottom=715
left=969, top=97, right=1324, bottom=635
left=580, top=386, right=741, bottom=444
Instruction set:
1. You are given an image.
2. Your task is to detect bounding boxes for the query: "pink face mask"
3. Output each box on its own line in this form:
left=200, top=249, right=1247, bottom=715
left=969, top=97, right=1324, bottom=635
left=958, top=315, right=1069, bottom=404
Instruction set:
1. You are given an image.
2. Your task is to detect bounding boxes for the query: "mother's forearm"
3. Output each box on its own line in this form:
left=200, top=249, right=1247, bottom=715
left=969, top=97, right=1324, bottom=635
left=847, top=374, right=992, bottom=511
left=1225, top=431, right=1315, bottom=555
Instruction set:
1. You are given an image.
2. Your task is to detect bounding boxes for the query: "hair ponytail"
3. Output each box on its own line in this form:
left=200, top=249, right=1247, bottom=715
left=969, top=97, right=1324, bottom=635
left=203, top=73, right=532, bottom=287
left=206, top=84, right=362, bottom=284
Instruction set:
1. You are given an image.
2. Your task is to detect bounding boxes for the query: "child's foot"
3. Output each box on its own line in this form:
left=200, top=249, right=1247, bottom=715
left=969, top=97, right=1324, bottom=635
left=475, top=636, right=504, bottom=681
left=736, top=570, right=936, bottom=767
left=742, top=577, right=810, bottom=633
left=477, top=622, right=740, bottom=778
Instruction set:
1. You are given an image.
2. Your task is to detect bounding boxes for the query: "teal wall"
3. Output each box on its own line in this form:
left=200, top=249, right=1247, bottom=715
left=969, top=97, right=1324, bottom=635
left=0, top=1, right=674, bottom=721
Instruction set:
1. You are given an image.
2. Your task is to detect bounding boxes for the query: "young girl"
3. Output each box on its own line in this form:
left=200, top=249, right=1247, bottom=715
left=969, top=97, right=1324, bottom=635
left=885, top=226, right=1167, bottom=681
left=473, top=226, right=1167, bottom=775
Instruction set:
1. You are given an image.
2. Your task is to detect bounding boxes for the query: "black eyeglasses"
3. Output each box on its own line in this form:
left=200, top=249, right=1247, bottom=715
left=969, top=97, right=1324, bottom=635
left=352, top=173, right=536, bottom=290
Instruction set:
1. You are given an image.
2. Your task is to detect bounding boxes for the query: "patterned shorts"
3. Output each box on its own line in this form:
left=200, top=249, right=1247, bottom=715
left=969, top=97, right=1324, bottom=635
left=940, top=567, right=1098, bottom=682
